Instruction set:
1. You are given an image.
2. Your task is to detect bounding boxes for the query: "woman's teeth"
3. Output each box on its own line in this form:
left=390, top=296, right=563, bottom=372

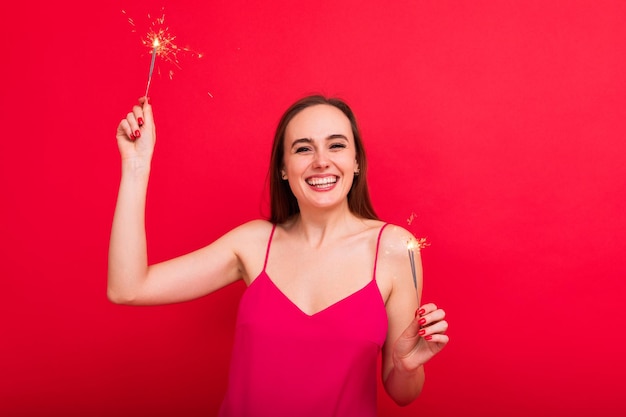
left=306, top=177, right=337, bottom=186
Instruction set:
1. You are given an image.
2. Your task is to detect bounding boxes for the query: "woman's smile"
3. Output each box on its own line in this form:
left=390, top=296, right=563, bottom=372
left=306, top=175, right=339, bottom=190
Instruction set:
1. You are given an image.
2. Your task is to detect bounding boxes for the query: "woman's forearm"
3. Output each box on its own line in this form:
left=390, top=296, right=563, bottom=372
left=107, top=158, right=151, bottom=304
left=384, top=364, right=425, bottom=406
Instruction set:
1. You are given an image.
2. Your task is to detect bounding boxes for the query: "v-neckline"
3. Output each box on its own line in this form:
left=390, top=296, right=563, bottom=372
left=259, top=271, right=377, bottom=318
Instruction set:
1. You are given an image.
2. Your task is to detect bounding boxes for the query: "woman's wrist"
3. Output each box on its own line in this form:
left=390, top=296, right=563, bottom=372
left=392, top=352, right=424, bottom=376
left=121, top=155, right=152, bottom=178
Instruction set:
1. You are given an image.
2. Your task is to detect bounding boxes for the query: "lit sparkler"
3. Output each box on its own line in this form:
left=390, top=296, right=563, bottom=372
left=406, top=237, right=429, bottom=289
left=406, top=212, right=430, bottom=290
left=145, top=37, right=159, bottom=97
left=122, top=8, right=202, bottom=96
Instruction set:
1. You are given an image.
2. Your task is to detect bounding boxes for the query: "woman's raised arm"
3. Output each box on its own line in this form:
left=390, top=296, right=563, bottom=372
left=107, top=98, right=259, bottom=305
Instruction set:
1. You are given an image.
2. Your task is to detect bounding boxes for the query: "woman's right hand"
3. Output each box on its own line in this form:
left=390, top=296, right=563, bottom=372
left=115, top=96, right=156, bottom=162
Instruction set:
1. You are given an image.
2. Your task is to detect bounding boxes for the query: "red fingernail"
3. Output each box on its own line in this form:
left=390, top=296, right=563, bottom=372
left=134, top=130, right=141, bottom=138
left=418, top=308, right=426, bottom=316
left=425, top=335, right=433, bottom=341
left=418, top=329, right=426, bottom=336
left=418, top=318, right=427, bottom=326
left=138, top=117, right=144, bottom=126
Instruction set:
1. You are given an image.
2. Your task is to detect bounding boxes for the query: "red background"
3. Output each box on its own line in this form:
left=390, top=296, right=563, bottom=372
left=2, top=1, right=625, bottom=416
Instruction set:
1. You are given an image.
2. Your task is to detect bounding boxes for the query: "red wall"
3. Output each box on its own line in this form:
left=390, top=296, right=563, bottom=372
left=2, top=1, right=625, bottom=416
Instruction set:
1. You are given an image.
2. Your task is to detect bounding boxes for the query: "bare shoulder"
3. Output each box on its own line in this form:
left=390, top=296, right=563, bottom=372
left=379, top=223, right=414, bottom=257
left=225, top=219, right=274, bottom=284
left=352, top=219, right=412, bottom=254
left=231, top=219, right=274, bottom=236
left=356, top=218, right=388, bottom=237
left=375, top=223, right=419, bottom=302
left=224, top=219, right=275, bottom=251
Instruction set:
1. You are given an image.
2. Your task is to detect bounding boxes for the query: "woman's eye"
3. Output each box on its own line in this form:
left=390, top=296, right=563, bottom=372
left=330, top=143, right=347, bottom=150
left=295, top=146, right=311, bottom=153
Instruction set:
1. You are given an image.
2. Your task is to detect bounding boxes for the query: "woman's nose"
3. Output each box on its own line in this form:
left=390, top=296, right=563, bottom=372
left=312, top=150, right=330, bottom=168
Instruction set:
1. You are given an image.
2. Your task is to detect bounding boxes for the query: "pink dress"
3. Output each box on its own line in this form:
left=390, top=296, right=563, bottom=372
left=218, top=224, right=389, bottom=417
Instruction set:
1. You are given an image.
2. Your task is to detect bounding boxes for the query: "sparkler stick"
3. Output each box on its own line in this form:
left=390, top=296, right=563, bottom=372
left=406, top=235, right=429, bottom=305
left=405, top=212, right=431, bottom=326
left=145, top=38, right=159, bottom=97
left=407, top=239, right=418, bottom=290
left=405, top=211, right=430, bottom=296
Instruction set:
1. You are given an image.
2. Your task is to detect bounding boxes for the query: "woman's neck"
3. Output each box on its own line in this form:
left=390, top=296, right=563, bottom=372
left=289, top=203, right=363, bottom=248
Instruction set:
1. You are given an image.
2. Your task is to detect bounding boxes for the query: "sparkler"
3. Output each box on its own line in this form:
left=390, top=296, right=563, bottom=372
left=406, top=212, right=430, bottom=291
left=122, top=8, right=202, bottom=96
left=145, top=38, right=159, bottom=97
left=407, top=238, right=419, bottom=289
left=406, top=237, right=429, bottom=289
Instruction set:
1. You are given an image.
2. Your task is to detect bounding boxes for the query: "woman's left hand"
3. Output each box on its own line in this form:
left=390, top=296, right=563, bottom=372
left=392, top=302, right=449, bottom=372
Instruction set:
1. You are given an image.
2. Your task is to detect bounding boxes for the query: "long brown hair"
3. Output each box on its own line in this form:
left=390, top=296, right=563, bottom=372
left=268, top=95, right=379, bottom=224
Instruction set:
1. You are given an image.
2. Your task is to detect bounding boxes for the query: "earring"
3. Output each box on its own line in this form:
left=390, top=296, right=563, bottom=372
left=354, top=167, right=360, bottom=176
left=281, top=171, right=288, bottom=180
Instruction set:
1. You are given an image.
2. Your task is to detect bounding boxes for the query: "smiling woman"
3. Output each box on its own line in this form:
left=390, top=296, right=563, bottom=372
left=109, top=94, right=449, bottom=416
left=269, top=95, right=377, bottom=224
left=281, top=104, right=359, bottom=212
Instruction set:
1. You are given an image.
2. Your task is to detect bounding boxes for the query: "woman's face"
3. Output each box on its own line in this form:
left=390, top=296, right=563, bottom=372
left=282, top=104, right=358, bottom=212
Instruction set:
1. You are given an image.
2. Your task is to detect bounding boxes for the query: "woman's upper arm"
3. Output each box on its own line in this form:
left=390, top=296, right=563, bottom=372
left=124, top=219, right=271, bottom=305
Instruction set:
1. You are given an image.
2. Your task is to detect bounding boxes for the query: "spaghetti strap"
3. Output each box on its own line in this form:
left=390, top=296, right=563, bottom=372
left=372, top=223, right=389, bottom=281
left=262, top=224, right=277, bottom=272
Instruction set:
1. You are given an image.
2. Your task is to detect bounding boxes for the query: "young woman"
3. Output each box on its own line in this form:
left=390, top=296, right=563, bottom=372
left=109, top=95, right=449, bottom=416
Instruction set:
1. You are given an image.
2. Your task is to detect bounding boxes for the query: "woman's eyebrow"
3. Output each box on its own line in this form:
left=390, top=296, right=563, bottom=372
left=290, top=134, right=348, bottom=148
left=328, top=134, right=348, bottom=141
left=291, top=138, right=313, bottom=148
